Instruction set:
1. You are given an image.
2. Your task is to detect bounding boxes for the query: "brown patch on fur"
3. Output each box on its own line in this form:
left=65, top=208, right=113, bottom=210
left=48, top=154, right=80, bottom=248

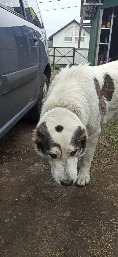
left=94, top=78, right=107, bottom=115
left=71, top=126, right=87, bottom=151
left=34, top=122, right=61, bottom=154
left=102, top=74, right=114, bottom=101
left=55, top=125, right=64, bottom=132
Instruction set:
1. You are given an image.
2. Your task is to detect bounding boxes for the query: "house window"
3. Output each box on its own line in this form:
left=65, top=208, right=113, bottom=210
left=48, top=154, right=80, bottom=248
left=64, top=37, right=72, bottom=42
left=75, top=28, right=85, bottom=42
left=75, top=36, right=85, bottom=42
left=64, top=28, right=73, bottom=42
left=81, top=32, right=85, bottom=42
left=75, top=37, right=79, bottom=42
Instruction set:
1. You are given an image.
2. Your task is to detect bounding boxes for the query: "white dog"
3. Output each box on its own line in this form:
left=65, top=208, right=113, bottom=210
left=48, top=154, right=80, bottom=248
left=34, top=62, right=118, bottom=186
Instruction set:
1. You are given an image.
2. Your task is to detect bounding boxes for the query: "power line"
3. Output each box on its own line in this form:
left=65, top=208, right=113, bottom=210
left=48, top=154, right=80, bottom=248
left=39, top=0, right=60, bottom=2
left=39, top=0, right=78, bottom=3
left=41, top=5, right=79, bottom=11
left=39, top=0, right=79, bottom=5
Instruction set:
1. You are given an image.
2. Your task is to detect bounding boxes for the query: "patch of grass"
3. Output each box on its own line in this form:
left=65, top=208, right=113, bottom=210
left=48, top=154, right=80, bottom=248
left=102, top=121, right=118, bottom=151
left=93, top=121, right=118, bottom=163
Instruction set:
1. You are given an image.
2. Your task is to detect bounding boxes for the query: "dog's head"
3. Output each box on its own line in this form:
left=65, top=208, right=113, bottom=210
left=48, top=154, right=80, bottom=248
left=34, top=109, right=87, bottom=186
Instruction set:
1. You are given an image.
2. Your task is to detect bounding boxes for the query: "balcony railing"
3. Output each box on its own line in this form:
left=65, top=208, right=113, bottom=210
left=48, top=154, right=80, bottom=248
left=83, top=0, right=103, bottom=5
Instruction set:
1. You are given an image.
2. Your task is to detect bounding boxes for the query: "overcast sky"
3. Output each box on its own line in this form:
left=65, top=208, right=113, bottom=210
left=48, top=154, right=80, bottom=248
left=38, top=0, right=81, bottom=38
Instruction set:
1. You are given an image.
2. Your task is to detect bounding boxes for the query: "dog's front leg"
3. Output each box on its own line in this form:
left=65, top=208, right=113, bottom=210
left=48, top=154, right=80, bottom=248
left=76, top=129, right=101, bottom=186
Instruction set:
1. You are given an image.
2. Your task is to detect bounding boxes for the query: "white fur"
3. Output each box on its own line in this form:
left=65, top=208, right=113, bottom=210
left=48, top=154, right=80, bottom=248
left=36, top=62, right=118, bottom=186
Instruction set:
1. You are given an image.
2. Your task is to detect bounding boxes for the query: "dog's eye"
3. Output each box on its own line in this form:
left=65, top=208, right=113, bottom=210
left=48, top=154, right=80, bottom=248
left=70, top=150, right=77, bottom=157
left=49, top=153, right=57, bottom=159
left=81, top=137, right=86, bottom=146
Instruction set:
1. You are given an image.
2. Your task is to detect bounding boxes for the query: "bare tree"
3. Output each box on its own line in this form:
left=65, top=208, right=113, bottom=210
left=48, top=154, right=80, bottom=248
left=78, top=0, right=84, bottom=48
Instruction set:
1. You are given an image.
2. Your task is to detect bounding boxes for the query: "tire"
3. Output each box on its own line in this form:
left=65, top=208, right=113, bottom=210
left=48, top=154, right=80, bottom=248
left=26, top=74, right=49, bottom=123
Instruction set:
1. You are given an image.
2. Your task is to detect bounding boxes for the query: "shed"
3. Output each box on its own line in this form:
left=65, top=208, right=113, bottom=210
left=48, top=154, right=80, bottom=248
left=82, top=0, right=118, bottom=65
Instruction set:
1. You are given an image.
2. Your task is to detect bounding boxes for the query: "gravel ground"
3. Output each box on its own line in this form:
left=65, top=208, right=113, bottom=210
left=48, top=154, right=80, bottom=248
left=0, top=70, right=118, bottom=257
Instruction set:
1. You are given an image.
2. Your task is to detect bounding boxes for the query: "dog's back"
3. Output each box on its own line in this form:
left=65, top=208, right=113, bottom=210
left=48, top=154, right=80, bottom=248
left=41, top=62, right=118, bottom=125
left=96, top=61, right=118, bottom=122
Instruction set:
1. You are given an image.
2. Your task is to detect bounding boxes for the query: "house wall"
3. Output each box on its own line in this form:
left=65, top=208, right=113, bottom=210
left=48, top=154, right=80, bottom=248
left=52, top=22, right=90, bottom=48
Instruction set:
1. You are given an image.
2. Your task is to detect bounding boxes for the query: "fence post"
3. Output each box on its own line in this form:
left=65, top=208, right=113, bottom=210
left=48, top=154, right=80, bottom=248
left=53, top=47, right=55, bottom=69
left=73, top=48, right=75, bottom=65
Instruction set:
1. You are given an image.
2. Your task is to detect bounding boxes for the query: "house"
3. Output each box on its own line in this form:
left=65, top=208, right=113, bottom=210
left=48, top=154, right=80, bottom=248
left=48, top=19, right=90, bottom=49
left=48, top=19, right=91, bottom=67
left=81, top=0, right=118, bottom=65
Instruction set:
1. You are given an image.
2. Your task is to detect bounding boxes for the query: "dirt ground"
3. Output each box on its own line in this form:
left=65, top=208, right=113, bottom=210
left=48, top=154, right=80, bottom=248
left=0, top=72, right=118, bottom=257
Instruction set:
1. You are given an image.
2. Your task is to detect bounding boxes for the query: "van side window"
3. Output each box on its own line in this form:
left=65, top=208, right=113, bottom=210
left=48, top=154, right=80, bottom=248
left=0, top=0, right=24, bottom=16
left=27, top=0, right=44, bottom=28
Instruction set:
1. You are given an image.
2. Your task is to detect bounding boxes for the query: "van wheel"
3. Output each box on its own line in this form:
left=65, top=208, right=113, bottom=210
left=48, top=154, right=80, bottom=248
left=26, top=74, right=49, bottom=123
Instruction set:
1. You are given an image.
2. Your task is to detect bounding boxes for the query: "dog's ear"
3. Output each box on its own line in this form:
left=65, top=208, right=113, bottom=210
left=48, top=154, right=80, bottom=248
left=33, top=122, right=47, bottom=154
left=71, top=126, right=87, bottom=150
left=34, top=121, right=45, bottom=141
left=33, top=122, right=52, bottom=155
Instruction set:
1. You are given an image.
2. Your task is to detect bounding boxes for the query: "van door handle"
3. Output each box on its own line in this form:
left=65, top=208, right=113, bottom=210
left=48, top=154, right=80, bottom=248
left=33, top=36, right=38, bottom=45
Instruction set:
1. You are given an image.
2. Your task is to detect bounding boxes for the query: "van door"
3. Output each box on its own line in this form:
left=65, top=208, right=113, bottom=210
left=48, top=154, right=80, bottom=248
left=0, top=0, right=41, bottom=136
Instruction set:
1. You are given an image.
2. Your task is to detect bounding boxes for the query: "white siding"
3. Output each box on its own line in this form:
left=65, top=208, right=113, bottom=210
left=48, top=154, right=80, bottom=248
left=53, top=22, right=90, bottom=48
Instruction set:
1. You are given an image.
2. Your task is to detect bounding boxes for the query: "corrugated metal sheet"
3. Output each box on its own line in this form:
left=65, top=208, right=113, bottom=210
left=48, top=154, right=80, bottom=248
left=103, top=0, right=118, bottom=8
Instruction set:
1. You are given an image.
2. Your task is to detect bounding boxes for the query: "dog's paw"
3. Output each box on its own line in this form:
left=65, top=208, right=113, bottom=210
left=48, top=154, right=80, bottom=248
left=76, top=172, right=90, bottom=186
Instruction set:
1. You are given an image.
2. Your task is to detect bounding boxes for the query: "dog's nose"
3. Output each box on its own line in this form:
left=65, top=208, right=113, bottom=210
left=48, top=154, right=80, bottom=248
left=61, top=180, right=73, bottom=186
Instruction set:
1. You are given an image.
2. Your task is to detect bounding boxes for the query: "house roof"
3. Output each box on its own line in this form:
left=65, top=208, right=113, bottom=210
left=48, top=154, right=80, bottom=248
left=48, top=19, right=90, bottom=40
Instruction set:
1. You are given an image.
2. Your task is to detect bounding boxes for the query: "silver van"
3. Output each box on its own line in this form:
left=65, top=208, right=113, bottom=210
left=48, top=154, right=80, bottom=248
left=0, top=0, right=51, bottom=139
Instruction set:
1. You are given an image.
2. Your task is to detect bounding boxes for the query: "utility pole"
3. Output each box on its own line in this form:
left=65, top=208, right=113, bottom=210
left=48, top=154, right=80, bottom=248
left=78, top=0, right=84, bottom=48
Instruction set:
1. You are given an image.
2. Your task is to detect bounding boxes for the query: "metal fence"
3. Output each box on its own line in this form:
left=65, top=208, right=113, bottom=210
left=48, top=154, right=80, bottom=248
left=48, top=47, right=88, bottom=68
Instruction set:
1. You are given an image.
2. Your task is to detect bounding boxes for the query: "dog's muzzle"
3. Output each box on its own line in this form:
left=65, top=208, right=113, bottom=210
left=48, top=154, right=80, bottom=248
left=61, top=179, right=73, bottom=187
